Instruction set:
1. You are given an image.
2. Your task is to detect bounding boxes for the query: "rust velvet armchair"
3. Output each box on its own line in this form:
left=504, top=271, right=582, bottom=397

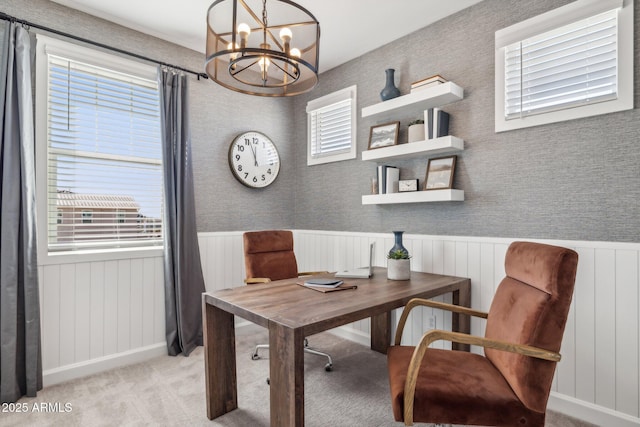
left=387, top=241, right=579, bottom=426
left=243, top=230, right=333, bottom=371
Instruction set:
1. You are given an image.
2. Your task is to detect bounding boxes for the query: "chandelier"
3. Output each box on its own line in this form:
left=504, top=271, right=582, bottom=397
left=206, top=0, right=320, bottom=97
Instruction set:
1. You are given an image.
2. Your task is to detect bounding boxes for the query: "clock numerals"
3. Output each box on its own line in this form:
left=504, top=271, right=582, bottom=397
left=229, top=131, right=280, bottom=188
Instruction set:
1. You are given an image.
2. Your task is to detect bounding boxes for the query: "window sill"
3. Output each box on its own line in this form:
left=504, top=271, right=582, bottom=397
left=38, top=246, right=164, bottom=266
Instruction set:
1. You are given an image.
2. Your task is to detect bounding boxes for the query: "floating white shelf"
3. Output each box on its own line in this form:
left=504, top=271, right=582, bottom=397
left=362, top=189, right=464, bottom=205
left=361, top=81, right=464, bottom=120
left=362, top=136, right=464, bottom=162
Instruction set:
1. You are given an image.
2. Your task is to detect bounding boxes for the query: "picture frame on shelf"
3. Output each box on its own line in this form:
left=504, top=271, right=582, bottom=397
left=425, top=155, right=457, bottom=190
left=368, top=121, right=400, bottom=149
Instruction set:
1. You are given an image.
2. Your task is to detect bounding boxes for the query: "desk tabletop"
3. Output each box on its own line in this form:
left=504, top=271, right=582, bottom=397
left=203, top=267, right=470, bottom=336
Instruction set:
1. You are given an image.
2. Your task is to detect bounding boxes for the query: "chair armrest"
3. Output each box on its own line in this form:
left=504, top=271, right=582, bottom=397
left=245, top=278, right=271, bottom=284
left=394, top=298, right=488, bottom=345
left=401, top=329, right=561, bottom=426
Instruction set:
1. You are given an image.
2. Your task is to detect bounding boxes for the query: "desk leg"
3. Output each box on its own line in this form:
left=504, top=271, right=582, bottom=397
left=269, top=321, right=304, bottom=427
left=371, top=312, right=391, bottom=354
left=451, top=279, right=471, bottom=352
left=203, top=299, right=237, bottom=420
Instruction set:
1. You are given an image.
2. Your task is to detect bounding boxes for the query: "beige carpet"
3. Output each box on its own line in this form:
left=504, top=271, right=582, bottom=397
left=5, top=324, right=597, bottom=427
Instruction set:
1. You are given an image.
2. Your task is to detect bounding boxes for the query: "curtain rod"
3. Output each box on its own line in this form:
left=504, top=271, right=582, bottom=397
left=0, top=12, right=209, bottom=80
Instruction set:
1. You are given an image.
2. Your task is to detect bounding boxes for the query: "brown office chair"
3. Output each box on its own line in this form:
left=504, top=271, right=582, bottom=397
left=387, top=241, right=578, bottom=426
left=243, top=230, right=333, bottom=371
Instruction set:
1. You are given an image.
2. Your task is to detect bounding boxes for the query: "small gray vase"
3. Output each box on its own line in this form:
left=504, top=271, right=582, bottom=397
left=380, top=68, right=401, bottom=101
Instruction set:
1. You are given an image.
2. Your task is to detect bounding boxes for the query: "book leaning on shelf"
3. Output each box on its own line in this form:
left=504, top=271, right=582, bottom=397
left=424, top=108, right=450, bottom=139
left=377, top=165, right=399, bottom=194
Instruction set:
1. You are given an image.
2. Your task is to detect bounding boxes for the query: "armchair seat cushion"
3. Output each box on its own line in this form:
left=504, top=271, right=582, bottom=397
left=387, top=346, right=545, bottom=426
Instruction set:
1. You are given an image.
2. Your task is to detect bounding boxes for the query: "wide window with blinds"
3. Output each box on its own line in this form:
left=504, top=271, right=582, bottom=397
left=495, top=0, right=633, bottom=132
left=36, top=35, right=163, bottom=254
left=307, top=85, right=357, bottom=165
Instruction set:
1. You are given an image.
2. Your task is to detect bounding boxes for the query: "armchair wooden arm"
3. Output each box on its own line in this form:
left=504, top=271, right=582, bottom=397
left=245, top=277, right=271, bottom=284
left=402, top=329, right=561, bottom=425
left=394, top=298, right=488, bottom=345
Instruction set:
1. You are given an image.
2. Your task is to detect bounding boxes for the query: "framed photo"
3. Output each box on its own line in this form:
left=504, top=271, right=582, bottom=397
left=368, top=121, right=400, bottom=149
left=425, top=155, right=457, bottom=190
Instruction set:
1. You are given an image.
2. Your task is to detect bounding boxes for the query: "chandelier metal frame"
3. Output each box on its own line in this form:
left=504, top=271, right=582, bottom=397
left=206, top=0, right=320, bottom=96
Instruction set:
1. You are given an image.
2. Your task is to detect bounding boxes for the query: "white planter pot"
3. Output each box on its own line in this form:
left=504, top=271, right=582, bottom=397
left=408, top=124, right=425, bottom=143
left=387, top=258, right=411, bottom=280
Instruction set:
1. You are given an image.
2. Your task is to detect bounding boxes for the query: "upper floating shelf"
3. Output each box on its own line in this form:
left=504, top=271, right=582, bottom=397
left=361, top=81, right=464, bottom=120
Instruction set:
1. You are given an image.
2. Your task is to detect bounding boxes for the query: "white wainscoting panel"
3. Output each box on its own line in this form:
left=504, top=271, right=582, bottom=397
left=38, top=253, right=165, bottom=385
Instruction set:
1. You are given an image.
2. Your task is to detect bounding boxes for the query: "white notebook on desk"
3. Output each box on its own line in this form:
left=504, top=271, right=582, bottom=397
left=335, top=243, right=374, bottom=278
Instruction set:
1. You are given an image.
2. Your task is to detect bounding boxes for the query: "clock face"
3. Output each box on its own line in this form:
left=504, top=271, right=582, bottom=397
left=228, top=131, right=281, bottom=188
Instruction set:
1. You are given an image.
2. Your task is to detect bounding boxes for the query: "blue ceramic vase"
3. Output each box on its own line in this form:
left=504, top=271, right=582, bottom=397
left=380, top=68, right=401, bottom=101
left=389, top=231, right=409, bottom=257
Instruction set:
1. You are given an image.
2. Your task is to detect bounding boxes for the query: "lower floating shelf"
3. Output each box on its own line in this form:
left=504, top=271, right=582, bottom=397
left=362, top=189, right=464, bottom=205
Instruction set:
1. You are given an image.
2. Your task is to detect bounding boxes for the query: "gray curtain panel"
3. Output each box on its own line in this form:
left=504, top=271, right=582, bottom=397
left=158, top=68, right=205, bottom=356
left=0, top=23, right=42, bottom=403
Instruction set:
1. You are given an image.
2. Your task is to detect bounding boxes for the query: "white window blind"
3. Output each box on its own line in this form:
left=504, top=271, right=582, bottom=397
left=307, top=85, right=356, bottom=165
left=504, top=9, right=618, bottom=119
left=494, top=0, right=632, bottom=132
left=309, top=99, right=352, bottom=157
left=45, top=54, right=163, bottom=252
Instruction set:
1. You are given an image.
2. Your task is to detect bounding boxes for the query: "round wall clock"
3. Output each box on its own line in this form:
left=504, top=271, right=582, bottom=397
left=228, top=131, right=281, bottom=188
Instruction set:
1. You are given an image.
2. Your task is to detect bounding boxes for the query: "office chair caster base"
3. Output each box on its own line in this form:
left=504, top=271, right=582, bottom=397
left=325, top=363, right=333, bottom=372
left=251, top=352, right=261, bottom=360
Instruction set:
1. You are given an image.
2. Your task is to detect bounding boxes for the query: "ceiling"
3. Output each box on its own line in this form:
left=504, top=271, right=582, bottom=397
left=51, top=0, right=483, bottom=73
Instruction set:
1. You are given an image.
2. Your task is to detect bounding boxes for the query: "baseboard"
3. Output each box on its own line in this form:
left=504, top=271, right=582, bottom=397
left=328, top=325, right=372, bottom=347
left=548, top=392, right=640, bottom=427
left=43, top=343, right=167, bottom=387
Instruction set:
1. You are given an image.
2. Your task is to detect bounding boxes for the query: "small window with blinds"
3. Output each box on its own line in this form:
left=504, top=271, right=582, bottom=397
left=36, top=36, right=163, bottom=253
left=307, top=86, right=357, bottom=165
left=495, top=0, right=633, bottom=132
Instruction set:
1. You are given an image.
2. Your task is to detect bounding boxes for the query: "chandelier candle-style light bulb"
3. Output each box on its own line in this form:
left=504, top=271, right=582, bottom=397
left=237, top=22, right=251, bottom=49
left=279, top=27, right=292, bottom=54
left=227, top=42, right=239, bottom=70
left=259, top=57, right=270, bottom=76
left=206, top=0, right=320, bottom=96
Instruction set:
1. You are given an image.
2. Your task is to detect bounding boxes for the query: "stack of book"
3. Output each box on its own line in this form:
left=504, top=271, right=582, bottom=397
left=410, top=75, right=447, bottom=93
left=424, top=108, right=450, bottom=139
left=377, top=165, right=399, bottom=194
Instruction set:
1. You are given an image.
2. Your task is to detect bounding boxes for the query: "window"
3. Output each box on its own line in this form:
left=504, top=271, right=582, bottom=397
left=307, top=86, right=357, bottom=165
left=495, top=0, right=633, bottom=132
left=81, top=211, right=93, bottom=224
left=36, top=35, right=164, bottom=254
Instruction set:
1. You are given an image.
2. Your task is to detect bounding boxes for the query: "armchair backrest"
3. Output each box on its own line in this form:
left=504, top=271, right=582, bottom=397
left=484, top=241, right=578, bottom=413
left=243, top=230, right=299, bottom=281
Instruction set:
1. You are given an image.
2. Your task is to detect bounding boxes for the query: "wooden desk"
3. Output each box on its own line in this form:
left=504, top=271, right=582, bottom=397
left=202, top=267, right=471, bottom=426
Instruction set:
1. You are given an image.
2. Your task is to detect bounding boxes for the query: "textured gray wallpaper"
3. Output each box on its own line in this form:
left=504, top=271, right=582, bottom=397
left=292, top=0, right=640, bottom=243
left=4, top=0, right=296, bottom=233
left=5, top=0, right=639, bottom=242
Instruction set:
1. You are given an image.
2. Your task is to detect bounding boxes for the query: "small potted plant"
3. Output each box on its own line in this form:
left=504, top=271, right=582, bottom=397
left=387, top=248, right=411, bottom=280
left=407, top=118, right=425, bottom=143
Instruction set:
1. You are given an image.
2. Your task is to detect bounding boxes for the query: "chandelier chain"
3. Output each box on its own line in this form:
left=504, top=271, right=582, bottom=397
left=262, top=0, right=268, bottom=45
